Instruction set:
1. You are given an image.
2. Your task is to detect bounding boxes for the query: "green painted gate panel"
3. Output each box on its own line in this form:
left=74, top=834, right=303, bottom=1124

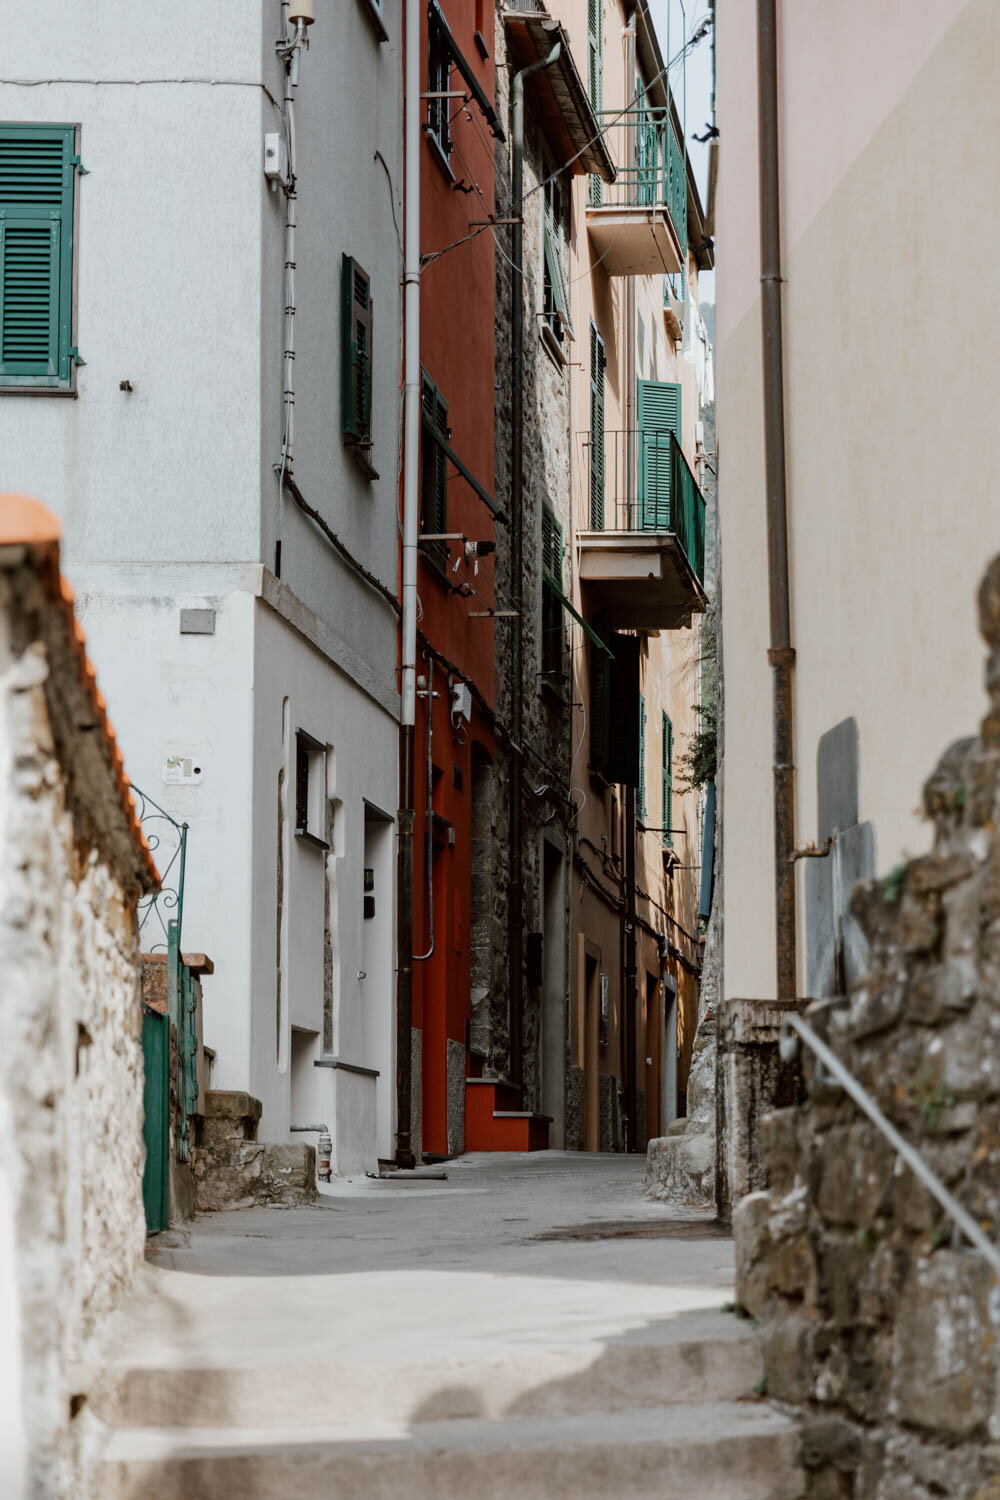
left=637, top=379, right=681, bottom=531
left=142, top=1006, right=170, bottom=1234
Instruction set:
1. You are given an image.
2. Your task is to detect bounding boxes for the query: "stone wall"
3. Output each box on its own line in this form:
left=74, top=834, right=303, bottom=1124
left=0, top=516, right=156, bottom=1498
left=734, top=558, right=1000, bottom=1499
left=489, top=20, right=574, bottom=1109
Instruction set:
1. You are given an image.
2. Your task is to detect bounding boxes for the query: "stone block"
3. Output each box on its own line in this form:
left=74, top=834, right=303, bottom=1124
left=816, top=1124, right=894, bottom=1228
left=800, top=1415, right=863, bottom=1475
left=260, top=1144, right=317, bottom=1206
left=733, top=1190, right=771, bottom=1318
left=762, top=1308, right=814, bottom=1404
left=760, top=1107, right=803, bottom=1194
left=892, top=1252, right=996, bottom=1436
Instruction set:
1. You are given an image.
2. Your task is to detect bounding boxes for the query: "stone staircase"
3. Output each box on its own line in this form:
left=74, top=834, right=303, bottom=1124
left=193, top=1090, right=317, bottom=1210
left=90, top=1306, right=803, bottom=1498
left=464, top=1072, right=552, bottom=1152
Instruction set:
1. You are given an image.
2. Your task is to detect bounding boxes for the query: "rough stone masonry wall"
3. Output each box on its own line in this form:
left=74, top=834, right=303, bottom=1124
left=734, top=558, right=1000, bottom=1500
left=1, top=558, right=147, bottom=1498
left=488, top=25, right=574, bottom=1107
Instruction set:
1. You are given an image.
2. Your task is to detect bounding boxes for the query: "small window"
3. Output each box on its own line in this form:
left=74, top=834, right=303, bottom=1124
left=295, top=730, right=328, bottom=849
left=420, top=370, right=449, bottom=564
left=341, top=255, right=376, bottom=477
left=541, top=505, right=564, bottom=681
left=0, top=123, right=78, bottom=391
left=542, top=165, right=572, bottom=349
left=662, top=712, right=673, bottom=848
left=427, top=16, right=452, bottom=160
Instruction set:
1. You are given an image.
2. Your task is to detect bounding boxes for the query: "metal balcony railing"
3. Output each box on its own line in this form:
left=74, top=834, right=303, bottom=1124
left=589, top=106, right=687, bottom=254
left=581, top=427, right=706, bottom=585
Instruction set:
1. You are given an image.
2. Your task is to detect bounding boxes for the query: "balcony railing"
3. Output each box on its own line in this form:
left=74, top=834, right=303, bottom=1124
left=589, top=106, right=687, bottom=255
left=582, top=427, right=706, bottom=585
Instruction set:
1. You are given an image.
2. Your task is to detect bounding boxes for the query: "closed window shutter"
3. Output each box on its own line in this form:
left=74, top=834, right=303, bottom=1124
left=590, top=324, right=606, bottom=529
left=662, top=712, right=673, bottom=847
left=637, top=379, right=681, bottom=531
left=542, top=210, right=572, bottom=334
left=0, top=124, right=75, bottom=387
left=421, top=373, right=448, bottom=540
left=342, top=255, right=372, bottom=444
left=637, top=694, right=646, bottom=820
left=541, top=506, right=564, bottom=678
left=587, top=0, right=602, bottom=204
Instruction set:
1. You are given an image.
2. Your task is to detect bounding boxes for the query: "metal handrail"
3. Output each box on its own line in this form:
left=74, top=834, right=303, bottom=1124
left=134, top=785, right=188, bottom=952
left=781, top=1012, right=1000, bottom=1275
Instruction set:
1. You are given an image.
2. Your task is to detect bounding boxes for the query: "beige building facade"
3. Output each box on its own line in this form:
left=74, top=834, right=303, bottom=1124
left=716, top=0, right=999, bottom=1002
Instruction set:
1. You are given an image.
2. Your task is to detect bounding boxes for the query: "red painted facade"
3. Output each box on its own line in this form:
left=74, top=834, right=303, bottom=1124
left=407, top=0, right=498, bottom=1157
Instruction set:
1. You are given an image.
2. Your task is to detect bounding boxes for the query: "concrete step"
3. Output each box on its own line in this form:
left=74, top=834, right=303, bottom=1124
left=93, top=1309, right=765, bottom=1431
left=96, top=1401, right=804, bottom=1500
left=465, top=1080, right=551, bottom=1151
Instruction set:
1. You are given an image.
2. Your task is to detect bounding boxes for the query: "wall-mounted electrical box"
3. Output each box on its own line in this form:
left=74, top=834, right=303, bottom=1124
left=264, top=132, right=289, bottom=187
left=450, top=681, right=472, bottom=727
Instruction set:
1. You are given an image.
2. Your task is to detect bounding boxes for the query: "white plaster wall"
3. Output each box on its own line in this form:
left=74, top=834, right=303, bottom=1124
left=717, top=0, right=1000, bottom=1000
left=69, top=566, right=258, bottom=1088
left=251, top=602, right=397, bottom=1158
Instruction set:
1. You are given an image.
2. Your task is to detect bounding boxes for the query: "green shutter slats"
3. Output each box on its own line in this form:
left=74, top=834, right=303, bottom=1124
left=662, top=712, right=673, bottom=847
left=587, top=0, right=602, bottom=204
left=0, top=123, right=75, bottom=387
left=637, top=379, right=681, bottom=532
left=543, top=211, right=572, bottom=333
left=342, top=254, right=373, bottom=446
left=590, top=323, right=606, bottom=529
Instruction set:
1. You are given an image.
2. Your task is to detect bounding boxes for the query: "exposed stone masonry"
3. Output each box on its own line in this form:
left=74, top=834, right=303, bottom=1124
left=734, top=557, right=1000, bottom=1499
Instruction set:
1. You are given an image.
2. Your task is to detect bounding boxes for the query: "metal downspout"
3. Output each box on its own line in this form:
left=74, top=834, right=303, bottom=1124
left=396, top=0, right=422, bottom=1166
left=510, top=42, right=561, bottom=1095
left=756, top=0, right=797, bottom=1000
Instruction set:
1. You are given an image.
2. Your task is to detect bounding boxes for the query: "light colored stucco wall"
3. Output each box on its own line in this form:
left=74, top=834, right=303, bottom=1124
left=717, top=0, right=998, bottom=999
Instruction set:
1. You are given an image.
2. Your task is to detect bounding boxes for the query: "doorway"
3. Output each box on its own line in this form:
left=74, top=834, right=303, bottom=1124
left=540, top=839, right=566, bottom=1147
left=583, top=947, right=600, bottom=1152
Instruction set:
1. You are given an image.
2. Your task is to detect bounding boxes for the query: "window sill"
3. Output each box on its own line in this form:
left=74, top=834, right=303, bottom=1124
left=540, top=323, right=569, bottom=371
left=425, top=130, right=456, bottom=183
left=0, top=383, right=77, bottom=397
left=345, top=437, right=379, bottom=482
left=357, top=0, right=389, bottom=41
left=474, top=29, right=489, bottom=58
left=295, top=828, right=330, bottom=853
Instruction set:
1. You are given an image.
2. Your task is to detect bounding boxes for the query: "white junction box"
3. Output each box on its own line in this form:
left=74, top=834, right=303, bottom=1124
left=162, top=754, right=204, bottom=786
left=263, top=132, right=289, bottom=187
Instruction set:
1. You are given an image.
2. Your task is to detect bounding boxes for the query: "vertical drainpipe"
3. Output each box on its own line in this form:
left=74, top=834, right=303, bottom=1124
left=396, top=0, right=422, bottom=1166
left=623, top=17, right=638, bottom=1154
left=756, top=0, right=797, bottom=1000
left=509, top=42, right=560, bottom=1096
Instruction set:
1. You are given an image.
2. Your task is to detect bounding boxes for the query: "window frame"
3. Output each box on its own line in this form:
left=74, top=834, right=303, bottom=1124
left=420, top=369, right=449, bottom=570
left=0, top=121, right=79, bottom=395
left=294, top=729, right=329, bottom=850
left=541, top=503, right=565, bottom=683
left=427, top=14, right=453, bottom=164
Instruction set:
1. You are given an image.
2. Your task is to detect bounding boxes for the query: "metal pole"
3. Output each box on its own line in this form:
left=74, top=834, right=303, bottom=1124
left=756, top=0, right=797, bottom=1001
left=396, top=0, right=422, bottom=1166
left=510, top=43, right=560, bottom=1095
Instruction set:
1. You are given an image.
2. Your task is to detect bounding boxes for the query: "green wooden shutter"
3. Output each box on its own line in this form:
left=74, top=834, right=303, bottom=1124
left=637, top=379, right=681, bottom=531
left=590, top=324, right=606, bottom=529
left=342, top=255, right=372, bottom=443
left=637, top=693, right=646, bottom=820
left=421, top=373, right=448, bottom=538
left=141, top=1007, right=170, bottom=1234
left=542, top=506, right=564, bottom=678
left=0, top=124, right=75, bottom=388
left=587, top=0, right=603, bottom=205
left=662, top=712, right=673, bottom=847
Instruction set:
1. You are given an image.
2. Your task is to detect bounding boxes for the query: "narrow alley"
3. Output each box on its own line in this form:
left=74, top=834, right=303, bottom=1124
left=88, top=1154, right=800, bottom=1498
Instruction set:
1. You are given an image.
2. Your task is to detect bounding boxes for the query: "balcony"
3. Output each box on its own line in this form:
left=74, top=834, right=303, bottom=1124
left=578, top=428, right=707, bottom=631
left=586, top=107, right=688, bottom=277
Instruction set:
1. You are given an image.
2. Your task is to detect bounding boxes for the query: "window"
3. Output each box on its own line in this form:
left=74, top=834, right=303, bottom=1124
left=542, top=166, right=572, bottom=349
left=427, top=13, right=453, bottom=161
left=295, top=730, right=328, bottom=848
left=0, top=123, right=78, bottom=391
left=662, top=712, right=673, bottom=848
left=589, top=633, right=640, bottom=785
left=587, top=0, right=603, bottom=206
left=341, top=255, right=376, bottom=477
left=637, top=692, right=647, bottom=821
left=636, top=379, right=681, bottom=531
left=541, top=504, right=564, bottom=681
left=420, top=370, right=449, bottom=563
left=589, top=323, right=606, bottom=528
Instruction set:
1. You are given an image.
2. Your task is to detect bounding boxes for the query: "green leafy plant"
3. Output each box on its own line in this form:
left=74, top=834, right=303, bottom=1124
left=877, top=863, right=908, bottom=904
left=676, top=702, right=717, bottom=792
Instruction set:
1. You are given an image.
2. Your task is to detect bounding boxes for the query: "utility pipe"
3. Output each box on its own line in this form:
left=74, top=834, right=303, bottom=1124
left=414, top=656, right=436, bottom=961
left=275, top=7, right=306, bottom=579
left=509, top=41, right=561, bottom=1096
left=396, top=0, right=421, bottom=1166
left=756, top=0, right=797, bottom=1000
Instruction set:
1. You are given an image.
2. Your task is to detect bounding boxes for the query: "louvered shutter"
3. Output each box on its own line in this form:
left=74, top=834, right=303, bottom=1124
left=637, top=694, right=646, bottom=819
left=421, top=373, right=448, bottom=539
left=590, top=324, right=606, bottom=529
left=637, top=379, right=681, bottom=531
left=541, top=506, right=564, bottom=679
left=541, top=505, right=563, bottom=583
left=662, top=713, right=673, bottom=847
left=0, top=124, right=75, bottom=387
left=587, top=0, right=602, bottom=205
left=342, top=255, right=373, bottom=443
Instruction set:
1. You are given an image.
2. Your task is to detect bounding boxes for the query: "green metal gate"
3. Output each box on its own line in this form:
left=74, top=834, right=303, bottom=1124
left=141, top=1005, right=170, bottom=1234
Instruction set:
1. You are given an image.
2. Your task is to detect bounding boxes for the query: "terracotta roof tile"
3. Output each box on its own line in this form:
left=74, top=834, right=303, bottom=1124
left=0, top=493, right=160, bottom=891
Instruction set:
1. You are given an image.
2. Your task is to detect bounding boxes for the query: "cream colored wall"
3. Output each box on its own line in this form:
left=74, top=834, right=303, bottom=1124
left=718, top=0, right=998, bottom=999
